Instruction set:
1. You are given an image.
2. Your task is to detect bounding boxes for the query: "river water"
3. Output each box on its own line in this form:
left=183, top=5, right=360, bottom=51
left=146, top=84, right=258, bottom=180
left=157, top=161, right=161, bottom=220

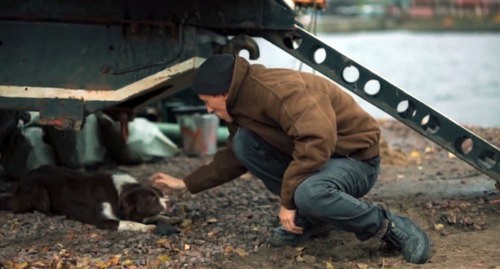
left=249, top=31, right=500, bottom=127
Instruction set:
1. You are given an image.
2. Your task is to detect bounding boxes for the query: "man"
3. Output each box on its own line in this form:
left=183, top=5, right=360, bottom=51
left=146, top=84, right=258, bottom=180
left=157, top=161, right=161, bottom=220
left=151, top=54, right=431, bottom=264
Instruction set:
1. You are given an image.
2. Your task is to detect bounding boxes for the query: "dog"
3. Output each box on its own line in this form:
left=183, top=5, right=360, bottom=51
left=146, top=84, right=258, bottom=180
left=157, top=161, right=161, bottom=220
left=0, top=165, right=173, bottom=232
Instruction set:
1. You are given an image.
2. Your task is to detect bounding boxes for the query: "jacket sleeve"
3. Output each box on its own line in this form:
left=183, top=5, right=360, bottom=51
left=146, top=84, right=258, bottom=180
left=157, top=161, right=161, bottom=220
left=183, top=125, right=248, bottom=193
left=271, top=79, right=337, bottom=209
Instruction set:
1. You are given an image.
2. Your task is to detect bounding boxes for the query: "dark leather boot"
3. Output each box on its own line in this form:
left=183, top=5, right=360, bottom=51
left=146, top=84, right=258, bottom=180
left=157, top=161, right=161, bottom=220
left=381, top=209, right=431, bottom=264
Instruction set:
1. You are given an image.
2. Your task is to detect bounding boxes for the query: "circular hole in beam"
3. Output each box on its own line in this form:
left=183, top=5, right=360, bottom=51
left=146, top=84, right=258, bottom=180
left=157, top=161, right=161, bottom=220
left=342, top=65, right=359, bottom=83
left=364, top=80, right=381, bottom=96
left=283, top=33, right=302, bottom=50
left=454, top=135, right=474, bottom=155
left=478, top=150, right=496, bottom=169
left=420, top=114, right=440, bottom=133
left=397, top=100, right=417, bottom=118
left=238, top=49, right=250, bottom=59
left=312, top=47, right=326, bottom=64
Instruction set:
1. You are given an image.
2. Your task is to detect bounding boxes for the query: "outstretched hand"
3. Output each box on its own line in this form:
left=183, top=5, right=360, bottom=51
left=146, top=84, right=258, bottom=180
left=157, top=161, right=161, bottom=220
left=279, top=206, right=304, bottom=234
left=149, top=172, right=187, bottom=190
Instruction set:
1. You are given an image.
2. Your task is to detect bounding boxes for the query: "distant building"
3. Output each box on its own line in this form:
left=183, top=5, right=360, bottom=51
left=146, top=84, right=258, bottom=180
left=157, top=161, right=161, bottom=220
left=325, top=0, right=500, bottom=18
left=406, top=0, right=500, bottom=18
left=408, top=0, right=435, bottom=18
left=453, top=0, right=500, bottom=17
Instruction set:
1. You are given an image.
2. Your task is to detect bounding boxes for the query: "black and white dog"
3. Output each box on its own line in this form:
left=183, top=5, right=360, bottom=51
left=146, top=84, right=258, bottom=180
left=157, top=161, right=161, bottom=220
left=0, top=165, right=173, bottom=232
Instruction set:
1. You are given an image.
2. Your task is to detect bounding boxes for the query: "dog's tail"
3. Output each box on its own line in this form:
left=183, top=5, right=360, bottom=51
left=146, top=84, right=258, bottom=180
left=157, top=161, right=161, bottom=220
left=0, top=193, right=12, bottom=211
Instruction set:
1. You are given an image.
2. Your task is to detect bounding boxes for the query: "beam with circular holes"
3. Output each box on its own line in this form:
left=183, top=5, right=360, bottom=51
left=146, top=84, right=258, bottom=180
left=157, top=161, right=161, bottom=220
left=262, top=25, right=499, bottom=184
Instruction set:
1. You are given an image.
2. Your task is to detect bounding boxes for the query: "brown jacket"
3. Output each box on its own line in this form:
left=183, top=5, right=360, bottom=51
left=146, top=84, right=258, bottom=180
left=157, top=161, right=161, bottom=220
left=184, top=56, right=381, bottom=209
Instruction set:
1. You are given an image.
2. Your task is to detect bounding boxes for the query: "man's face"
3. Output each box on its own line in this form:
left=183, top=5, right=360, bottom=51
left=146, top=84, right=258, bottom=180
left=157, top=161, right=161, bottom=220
left=198, top=94, right=233, bottom=123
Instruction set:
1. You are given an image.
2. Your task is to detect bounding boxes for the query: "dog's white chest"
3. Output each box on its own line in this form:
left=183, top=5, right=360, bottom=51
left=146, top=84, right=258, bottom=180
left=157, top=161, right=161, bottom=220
left=112, top=174, right=138, bottom=195
left=101, top=202, right=119, bottom=220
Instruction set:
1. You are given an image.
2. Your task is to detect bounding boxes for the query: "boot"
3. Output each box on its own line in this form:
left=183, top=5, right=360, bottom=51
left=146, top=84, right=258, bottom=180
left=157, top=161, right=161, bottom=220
left=268, top=224, right=331, bottom=247
left=381, top=210, right=431, bottom=264
left=268, top=216, right=331, bottom=247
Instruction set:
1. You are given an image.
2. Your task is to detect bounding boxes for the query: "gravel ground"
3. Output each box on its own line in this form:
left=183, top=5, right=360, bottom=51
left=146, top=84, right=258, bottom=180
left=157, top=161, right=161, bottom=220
left=1, top=120, right=499, bottom=269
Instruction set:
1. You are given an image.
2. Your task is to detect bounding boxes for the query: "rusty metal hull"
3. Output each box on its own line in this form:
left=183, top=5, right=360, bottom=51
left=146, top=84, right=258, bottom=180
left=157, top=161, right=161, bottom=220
left=0, top=0, right=295, bottom=128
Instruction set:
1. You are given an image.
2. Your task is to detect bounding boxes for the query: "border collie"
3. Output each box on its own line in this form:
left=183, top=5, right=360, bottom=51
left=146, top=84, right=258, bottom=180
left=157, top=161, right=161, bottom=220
left=0, top=165, right=172, bottom=232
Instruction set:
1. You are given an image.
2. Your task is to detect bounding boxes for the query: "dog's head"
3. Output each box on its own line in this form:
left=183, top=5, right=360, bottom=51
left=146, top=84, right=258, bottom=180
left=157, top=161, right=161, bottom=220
left=118, top=184, right=175, bottom=222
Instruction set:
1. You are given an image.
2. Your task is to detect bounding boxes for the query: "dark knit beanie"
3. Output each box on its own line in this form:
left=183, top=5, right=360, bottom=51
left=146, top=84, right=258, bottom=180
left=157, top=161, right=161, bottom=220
left=192, top=54, right=235, bottom=95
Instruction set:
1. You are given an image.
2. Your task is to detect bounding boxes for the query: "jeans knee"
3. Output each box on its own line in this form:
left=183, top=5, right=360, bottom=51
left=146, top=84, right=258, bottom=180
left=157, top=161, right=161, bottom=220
left=232, top=128, right=254, bottom=164
left=294, top=180, right=336, bottom=214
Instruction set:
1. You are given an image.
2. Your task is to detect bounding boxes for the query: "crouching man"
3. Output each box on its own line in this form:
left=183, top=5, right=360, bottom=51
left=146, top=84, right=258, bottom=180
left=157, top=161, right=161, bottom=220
left=151, top=54, right=431, bottom=264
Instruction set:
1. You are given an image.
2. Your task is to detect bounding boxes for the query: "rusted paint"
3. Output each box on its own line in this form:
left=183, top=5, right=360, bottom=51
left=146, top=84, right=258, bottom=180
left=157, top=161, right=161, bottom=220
left=0, top=57, right=201, bottom=102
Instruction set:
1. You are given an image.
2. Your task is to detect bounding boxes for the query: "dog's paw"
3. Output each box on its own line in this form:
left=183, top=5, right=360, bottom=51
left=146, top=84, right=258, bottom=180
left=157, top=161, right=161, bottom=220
left=155, top=222, right=179, bottom=236
left=143, top=214, right=183, bottom=225
left=118, top=221, right=156, bottom=232
left=143, top=224, right=157, bottom=232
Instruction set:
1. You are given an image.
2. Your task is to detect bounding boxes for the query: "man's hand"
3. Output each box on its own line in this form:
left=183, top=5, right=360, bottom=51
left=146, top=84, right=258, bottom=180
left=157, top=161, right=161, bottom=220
left=279, top=206, right=304, bottom=234
left=149, top=173, right=186, bottom=190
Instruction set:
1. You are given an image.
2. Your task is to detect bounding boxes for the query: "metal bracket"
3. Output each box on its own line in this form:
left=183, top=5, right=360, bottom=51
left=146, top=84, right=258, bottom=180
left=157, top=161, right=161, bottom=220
left=38, top=98, right=85, bottom=130
left=262, top=25, right=500, bottom=183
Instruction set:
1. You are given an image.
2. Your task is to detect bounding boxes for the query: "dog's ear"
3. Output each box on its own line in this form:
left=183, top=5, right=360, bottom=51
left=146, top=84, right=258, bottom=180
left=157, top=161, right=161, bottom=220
left=150, top=186, right=163, bottom=198
left=119, top=189, right=137, bottom=220
left=137, top=179, right=163, bottom=197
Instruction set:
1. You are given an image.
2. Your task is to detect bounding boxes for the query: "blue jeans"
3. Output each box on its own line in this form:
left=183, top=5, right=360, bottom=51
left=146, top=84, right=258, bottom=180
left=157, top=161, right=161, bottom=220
left=232, top=128, right=383, bottom=240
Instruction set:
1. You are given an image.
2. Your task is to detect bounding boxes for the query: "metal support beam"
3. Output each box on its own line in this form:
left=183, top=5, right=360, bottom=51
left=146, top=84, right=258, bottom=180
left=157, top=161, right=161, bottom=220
left=262, top=25, right=500, bottom=183
left=0, top=57, right=203, bottom=130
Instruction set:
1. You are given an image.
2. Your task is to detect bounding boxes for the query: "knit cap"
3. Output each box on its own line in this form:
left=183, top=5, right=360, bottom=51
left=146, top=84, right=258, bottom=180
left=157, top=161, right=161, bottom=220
left=191, top=54, right=235, bottom=95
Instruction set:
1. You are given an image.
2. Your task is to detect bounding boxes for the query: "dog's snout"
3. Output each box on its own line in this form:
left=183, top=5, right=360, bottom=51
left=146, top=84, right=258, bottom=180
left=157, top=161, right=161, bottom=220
left=159, top=196, right=176, bottom=213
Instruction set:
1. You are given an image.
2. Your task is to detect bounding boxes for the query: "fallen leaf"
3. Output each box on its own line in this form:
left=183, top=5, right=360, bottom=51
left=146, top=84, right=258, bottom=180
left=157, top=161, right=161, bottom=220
left=157, top=254, right=170, bottom=263
left=184, top=243, right=191, bottom=250
left=302, top=255, right=316, bottom=263
left=235, top=247, right=249, bottom=257
left=207, top=230, right=219, bottom=237
left=156, top=238, right=172, bottom=248
left=31, top=261, right=46, bottom=267
left=326, top=261, right=335, bottom=269
left=356, top=263, right=368, bottom=269
left=89, top=232, right=100, bottom=239
left=434, top=223, right=444, bottom=230
left=122, top=259, right=135, bottom=266
left=180, top=219, right=193, bottom=227
left=295, top=246, right=306, bottom=252
left=94, top=260, right=108, bottom=269
left=409, top=149, right=421, bottom=164
left=224, top=245, right=234, bottom=255
left=76, top=257, right=92, bottom=267
left=410, top=150, right=419, bottom=156
left=65, top=231, right=77, bottom=240
left=206, top=217, right=218, bottom=223
left=108, top=255, right=121, bottom=266
left=15, top=261, right=29, bottom=269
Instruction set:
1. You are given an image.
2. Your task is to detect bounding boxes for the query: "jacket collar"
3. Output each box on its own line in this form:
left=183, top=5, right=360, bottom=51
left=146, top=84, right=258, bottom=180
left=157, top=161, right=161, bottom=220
left=226, top=56, right=251, bottom=112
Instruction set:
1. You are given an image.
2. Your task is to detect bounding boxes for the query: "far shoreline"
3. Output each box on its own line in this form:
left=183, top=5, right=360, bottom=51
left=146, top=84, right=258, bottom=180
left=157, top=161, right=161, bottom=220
left=309, top=15, right=500, bottom=33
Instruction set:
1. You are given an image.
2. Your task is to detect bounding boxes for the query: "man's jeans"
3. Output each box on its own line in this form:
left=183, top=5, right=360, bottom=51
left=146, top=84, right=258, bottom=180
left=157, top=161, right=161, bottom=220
left=232, top=128, right=383, bottom=240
